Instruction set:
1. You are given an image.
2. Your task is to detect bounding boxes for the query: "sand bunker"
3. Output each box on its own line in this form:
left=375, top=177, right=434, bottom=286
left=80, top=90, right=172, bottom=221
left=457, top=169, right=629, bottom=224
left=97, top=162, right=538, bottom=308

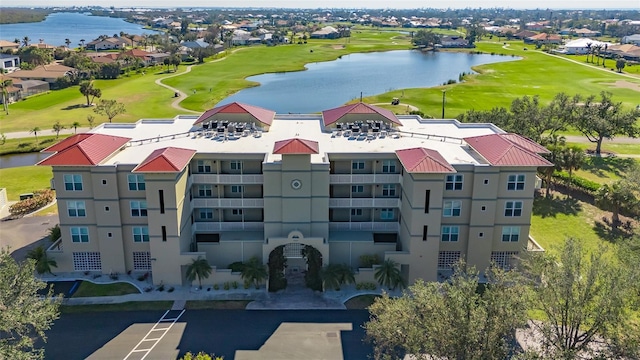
left=606, top=80, right=640, bottom=92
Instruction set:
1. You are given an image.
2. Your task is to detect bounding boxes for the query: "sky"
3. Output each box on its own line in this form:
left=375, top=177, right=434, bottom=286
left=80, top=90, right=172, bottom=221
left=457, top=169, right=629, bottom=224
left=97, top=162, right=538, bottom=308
left=17, top=0, right=640, bottom=9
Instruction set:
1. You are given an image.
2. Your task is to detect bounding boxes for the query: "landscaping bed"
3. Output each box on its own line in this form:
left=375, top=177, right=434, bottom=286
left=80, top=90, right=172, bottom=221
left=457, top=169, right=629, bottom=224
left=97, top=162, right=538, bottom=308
left=71, top=281, right=140, bottom=297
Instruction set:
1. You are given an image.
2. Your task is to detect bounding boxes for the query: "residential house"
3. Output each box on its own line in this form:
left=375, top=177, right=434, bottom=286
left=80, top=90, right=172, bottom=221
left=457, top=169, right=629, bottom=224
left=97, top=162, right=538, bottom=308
left=439, top=36, right=470, bottom=48
left=310, top=26, right=340, bottom=39
left=560, top=38, right=607, bottom=55
left=0, top=54, right=20, bottom=73
left=7, top=64, right=75, bottom=84
left=0, top=39, right=20, bottom=52
left=622, top=34, right=640, bottom=46
left=524, top=33, right=562, bottom=45
left=39, top=102, right=549, bottom=287
left=87, top=37, right=127, bottom=51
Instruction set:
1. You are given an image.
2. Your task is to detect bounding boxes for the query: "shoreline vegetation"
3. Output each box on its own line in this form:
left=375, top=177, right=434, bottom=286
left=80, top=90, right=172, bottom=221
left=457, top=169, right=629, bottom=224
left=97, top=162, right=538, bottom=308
left=0, top=8, right=53, bottom=25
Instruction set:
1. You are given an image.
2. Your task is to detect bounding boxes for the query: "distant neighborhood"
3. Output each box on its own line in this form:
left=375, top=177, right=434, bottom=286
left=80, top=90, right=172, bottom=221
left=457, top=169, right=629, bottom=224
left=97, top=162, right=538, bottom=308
left=1, top=7, right=639, bottom=105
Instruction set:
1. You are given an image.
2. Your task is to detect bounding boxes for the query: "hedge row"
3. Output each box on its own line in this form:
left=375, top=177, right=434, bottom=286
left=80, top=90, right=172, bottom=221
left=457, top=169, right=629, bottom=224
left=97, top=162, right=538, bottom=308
left=552, top=171, right=601, bottom=194
left=9, top=189, right=54, bottom=216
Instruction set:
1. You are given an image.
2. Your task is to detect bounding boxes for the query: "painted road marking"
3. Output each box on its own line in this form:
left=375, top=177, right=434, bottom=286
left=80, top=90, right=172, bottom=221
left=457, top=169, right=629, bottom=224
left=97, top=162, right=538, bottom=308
left=123, top=309, right=185, bottom=360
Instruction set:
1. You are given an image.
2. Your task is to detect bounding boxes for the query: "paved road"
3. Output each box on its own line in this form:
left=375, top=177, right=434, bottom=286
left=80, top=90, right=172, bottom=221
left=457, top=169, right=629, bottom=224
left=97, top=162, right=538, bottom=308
left=43, top=309, right=371, bottom=360
left=0, top=213, right=58, bottom=261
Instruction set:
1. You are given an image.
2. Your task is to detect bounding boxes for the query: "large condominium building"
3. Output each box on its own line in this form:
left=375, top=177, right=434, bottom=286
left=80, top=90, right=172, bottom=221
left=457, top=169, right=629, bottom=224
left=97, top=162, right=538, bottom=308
left=40, top=102, right=550, bottom=286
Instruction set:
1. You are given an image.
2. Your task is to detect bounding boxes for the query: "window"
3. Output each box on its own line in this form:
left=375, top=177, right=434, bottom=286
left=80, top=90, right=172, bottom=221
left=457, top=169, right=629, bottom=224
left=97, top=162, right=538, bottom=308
left=197, top=160, right=212, bottom=173
left=382, top=184, right=396, bottom=197
left=230, top=161, right=243, bottom=171
left=479, top=232, right=484, bottom=238
left=438, top=251, right=461, bottom=270
left=105, top=206, right=110, bottom=212
left=351, top=161, right=365, bottom=170
left=63, top=174, right=83, bottom=191
left=232, top=209, right=243, bottom=215
left=67, top=201, right=86, bottom=217
left=502, top=226, right=520, bottom=242
left=72, top=252, right=101, bottom=271
left=198, top=185, right=213, bottom=197
left=424, top=190, right=430, bottom=213
left=159, top=190, right=165, bottom=214
left=422, top=225, right=428, bottom=241
left=443, top=200, right=461, bottom=217
left=133, top=251, right=151, bottom=270
left=231, top=185, right=244, bottom=194
left=382, top=160, right=396, bottom=173
left=127, top=174, right=146, bottom=191
left=483, top=179, right=489, bottom=185
left=481, top=206, right=486, bottom=211
left=161, top=226, right=167, bottom=242
left=130, top=201, right=148, bottom=217
left=505, top=201, right=523, bottom=217
left=351, top=208, right=363, bottom=216
left=441, top=226, right=459, bottom=242
left=70, top=227, right=89, bottom=243
left=491, top=251, right=519, bottom=270
left=107, top=232, right=113, bottom=238
left=507, top=174, right=526, bottom=191
left=445, top=174, right=463, bottom=190
left=133, top=227, right=149, bottom=242
left=351, top=185, right=364, bottom=193
left=199, top=208, right=213, bottom=220
left=380, top=208, right=394, bottom=220
left=102, top=179, right=107, bottom=185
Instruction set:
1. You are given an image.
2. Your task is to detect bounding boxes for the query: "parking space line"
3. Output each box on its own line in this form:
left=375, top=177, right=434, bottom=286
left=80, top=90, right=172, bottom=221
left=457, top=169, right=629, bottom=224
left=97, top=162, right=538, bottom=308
left=123, top=309, right=185, bottom=360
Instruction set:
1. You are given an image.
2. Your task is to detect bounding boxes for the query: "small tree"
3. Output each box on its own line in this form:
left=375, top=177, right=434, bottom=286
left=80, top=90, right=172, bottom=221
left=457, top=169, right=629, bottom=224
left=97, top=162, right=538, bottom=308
left=616, top=58, right=626, bottom=73
left=185, top=257, right=212, bottom=289
left=86, top=114, right=95, bottom=128
left=51, top=121, right=65, bottom=139
left=596, top=181, right=637, bottom=230
left=561, top=145, right=585, bottom=181
left=79, top=80, right=101, bottom=107
left=48, top=224, right=61, bottom=242
left=240, top=256, right=268, bottom=289
left=522, top=238, right=636, bottom=359
left=94, top=99, right=126, bottom=123
left=26, top=246, right=57, bottom=275
left=0, top=250, right=62, bottom=359
left=29, top=126, right=41, bottom=144
left=374, top=259, right=406, bottom=290
left=1, top=78, right=13, bottom=115
left=71, top=121, right=81, bottom=133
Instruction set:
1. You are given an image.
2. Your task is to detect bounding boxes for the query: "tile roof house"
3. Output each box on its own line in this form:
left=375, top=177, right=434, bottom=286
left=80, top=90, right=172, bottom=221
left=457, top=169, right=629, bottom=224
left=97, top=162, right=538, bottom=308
left=7, top=64, right=76, bottom=84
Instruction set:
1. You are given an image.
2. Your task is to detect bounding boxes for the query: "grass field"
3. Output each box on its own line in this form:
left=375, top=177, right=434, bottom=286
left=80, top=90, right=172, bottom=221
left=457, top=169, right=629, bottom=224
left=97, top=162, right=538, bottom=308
left=0, top=165, right=53, bottom=200
left=1, top=134, right=71, bottom=155
left=72, top=281, right=140, bottom=297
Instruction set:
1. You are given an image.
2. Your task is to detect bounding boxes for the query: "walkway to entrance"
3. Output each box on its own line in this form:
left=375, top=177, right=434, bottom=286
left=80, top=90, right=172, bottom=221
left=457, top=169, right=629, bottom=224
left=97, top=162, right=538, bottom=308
left=246, top=267, right=345, bottom=310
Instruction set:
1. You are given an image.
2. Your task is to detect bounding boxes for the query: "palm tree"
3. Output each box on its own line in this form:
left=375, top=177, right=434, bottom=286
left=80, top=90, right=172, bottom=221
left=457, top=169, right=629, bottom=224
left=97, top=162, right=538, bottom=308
left=585, top=42, right=592, bottom=63
left=540, top=135, right=566, bottom=198
left=64, top=38, right=71, bottom=48
left=22, top=36, right=31, bottom=47
left=52, top=121, right=65, bottom=139
left=374, top=259, right=406, bottom=290
left=30, top=126, right=41, bottom=144
left=596, top=181, right=636, bottom=230
left=321, top=264, right=355, bottom=291
left=26, top=246, right=57, bottom=275
left=562, top=146, right=585, bottom=181
left=72, top=121, right=81, bottom=133
left=241, top=256, right=268, bottom=289
left=1, top=78, right=13, bottom=115
left=186, top=257, right=212, bottom=289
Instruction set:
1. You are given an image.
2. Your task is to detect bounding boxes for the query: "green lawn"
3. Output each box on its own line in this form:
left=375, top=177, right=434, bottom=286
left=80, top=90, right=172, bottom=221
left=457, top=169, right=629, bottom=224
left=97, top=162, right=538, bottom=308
left=72, top=281, right=140, bottom=297
left=0, top=166, right=53, bottom=200
left=1, top=135, right=71, bottom=155
left=61, top=301, right=172, bottom=313
left=344, top=294, right=381, bottom=309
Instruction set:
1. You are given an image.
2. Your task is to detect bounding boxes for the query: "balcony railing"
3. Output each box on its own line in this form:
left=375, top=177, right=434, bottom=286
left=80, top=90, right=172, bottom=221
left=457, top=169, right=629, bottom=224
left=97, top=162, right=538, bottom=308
left=191, top=198, right=264, bottom=208
left=191, top=174, right=264, bottom=184
left=329, top=198, right=401, bottom=208
left=330, top=174, right=401, bottom=184
left=193, top=222, right=264, bottom=232
left=329, top=222, right=399, bottom=231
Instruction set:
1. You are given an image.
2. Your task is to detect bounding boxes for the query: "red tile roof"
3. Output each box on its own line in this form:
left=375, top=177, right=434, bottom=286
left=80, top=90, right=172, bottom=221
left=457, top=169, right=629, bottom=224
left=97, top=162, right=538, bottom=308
left=464, top=134, right=553, bottom=167
left=194, top=102, right=275, bottom=126
left=37, top=134, right=131, bottom=166
left=273, top=138, right=319, bottom=155
left=133, top=147, right=197, bottom=173
left=395, top=148, right=456, bottom=173
left=499, top=133, right=550, bottom=154
left=322, top=102, right=401, bottom=126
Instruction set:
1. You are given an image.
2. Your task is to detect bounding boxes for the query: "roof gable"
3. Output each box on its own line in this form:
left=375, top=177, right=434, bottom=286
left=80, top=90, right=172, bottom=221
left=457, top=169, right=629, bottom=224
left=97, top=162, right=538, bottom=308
left=38, top=133, right=131, bottom=166
left=395, top=148, right=456, bottom=173
left=194, top=102, right=275, bottom=126
left=133, top=147, right=196, bottom=173
left=464, top=134, right=552, bottom=167
left=322, top=102, right=401, bottom=126
left=273, top=138, right=319, bottom=155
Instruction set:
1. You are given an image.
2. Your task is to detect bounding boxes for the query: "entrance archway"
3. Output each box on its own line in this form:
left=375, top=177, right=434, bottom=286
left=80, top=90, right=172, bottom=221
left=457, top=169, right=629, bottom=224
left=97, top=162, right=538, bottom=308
left=267, top=241, right=323, bottom=292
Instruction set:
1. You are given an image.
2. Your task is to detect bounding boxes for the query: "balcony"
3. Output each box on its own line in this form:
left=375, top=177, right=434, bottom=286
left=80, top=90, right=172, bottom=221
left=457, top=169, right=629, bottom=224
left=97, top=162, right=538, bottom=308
left=329, top=198, right=401, bottom=208
left=329, top=174, right=401, bottom=184
left=191, top=174, right=264, bottom=184
left=193, top=222, right=264, bottom=232
left=329, top=222, right=399, bottom=232
left=191, top=198, right=264, bottom=208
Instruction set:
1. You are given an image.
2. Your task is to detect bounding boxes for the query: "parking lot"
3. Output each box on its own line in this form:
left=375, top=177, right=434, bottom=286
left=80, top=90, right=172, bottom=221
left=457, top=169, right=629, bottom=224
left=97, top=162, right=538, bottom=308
left=43, top=309, right=371, bottom=359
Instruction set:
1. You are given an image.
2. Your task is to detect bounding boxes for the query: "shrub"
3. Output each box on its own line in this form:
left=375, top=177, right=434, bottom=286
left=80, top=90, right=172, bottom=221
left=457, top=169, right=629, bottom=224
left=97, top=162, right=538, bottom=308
left=168, top=287, right=174, bottom=293
left=228, top=261, right=245, bottom=273
left=137, top=275, right=146, bottom=281
left=48, top=224, right=61, bottom=242
left=356, top=282, right=377, bottom=290
left=9, top=189, right=54, bottom=216
left=243, top=280, right=250, bottom=289
left=232, top=281, right=238, bottom=289
left=213, top=284, right=219, bottom=290
left=223, top=282, right=230, bottom=290
left=553, top=171, right=600, bottom=194
left=157, top=284, right=165, bottom=291
left=359, top=254, right=381, bottom=268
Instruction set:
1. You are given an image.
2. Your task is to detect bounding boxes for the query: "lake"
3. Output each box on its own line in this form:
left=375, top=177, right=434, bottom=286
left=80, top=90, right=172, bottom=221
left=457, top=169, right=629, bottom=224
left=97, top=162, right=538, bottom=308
left=218, top=50, right=518, bottom=113
left=0, top=12, right=160, bottom=48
